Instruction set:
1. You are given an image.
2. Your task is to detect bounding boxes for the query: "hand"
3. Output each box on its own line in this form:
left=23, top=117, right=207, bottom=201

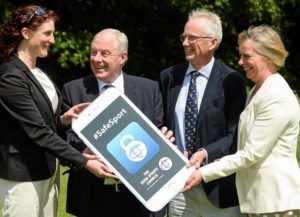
left=182, top=169, right=202, bottom=192
left=188, top=149, right=207, bottom=169
left=60, top=102, right=90, bottom=126
left=82, top=147, right=94, bottom=155
left=160, top=126, right=175, bottom=143
left=183, top=151, right=189, bottom=159
left=84, top=159, right=118, bottom=179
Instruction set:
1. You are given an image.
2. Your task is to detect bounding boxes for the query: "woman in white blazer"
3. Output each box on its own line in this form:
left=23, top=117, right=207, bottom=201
left=184, top=25, right=300, bottom=216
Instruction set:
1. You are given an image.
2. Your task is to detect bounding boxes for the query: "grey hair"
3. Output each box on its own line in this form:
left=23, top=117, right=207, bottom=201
left=188, top=8, right=223, bottom=48
left=94, top=28, right=128, bottom=54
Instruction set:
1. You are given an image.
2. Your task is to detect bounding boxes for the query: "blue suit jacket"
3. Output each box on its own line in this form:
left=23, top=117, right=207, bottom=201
left=160, top=60, right=247, bottom=208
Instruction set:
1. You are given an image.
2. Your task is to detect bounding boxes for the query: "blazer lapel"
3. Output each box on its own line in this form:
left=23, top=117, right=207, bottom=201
left=53, top=83, right=62, bottom=117
left=11, top=56, right=56, bottom=117
left=197, top=61, right=221, bottom=125
left=83, top=75, right=99, bottom=102
left=123, top=73, right=137, bottom=102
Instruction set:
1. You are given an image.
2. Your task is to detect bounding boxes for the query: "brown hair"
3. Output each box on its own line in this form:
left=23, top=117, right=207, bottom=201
left=0, top=5, right=59, bottom=59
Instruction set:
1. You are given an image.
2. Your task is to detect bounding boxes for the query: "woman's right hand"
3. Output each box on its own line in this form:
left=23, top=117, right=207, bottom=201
left=84, top=158, right=118, bottom=179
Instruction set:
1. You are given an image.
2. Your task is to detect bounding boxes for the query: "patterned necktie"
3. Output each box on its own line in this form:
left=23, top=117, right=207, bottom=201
left=184, top=71, right=199, bottom=157
left=102, top=83, right=113, bottom=93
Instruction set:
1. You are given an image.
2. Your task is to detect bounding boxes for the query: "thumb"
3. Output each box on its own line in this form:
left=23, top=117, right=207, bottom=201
left=83, top=153, right=99, bottom=160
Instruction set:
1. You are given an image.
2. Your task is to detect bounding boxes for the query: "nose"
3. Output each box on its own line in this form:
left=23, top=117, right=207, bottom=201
left=49, top=34, right=55, bottom=44
left=91, top=52, right=103, bottom=62
left=182, top=37, right=189, bottom=47
left=238, top=57, right=243, bottom=66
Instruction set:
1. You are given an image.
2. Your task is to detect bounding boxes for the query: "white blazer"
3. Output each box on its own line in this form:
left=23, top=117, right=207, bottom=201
left=200, top=73, right=300, bottom=213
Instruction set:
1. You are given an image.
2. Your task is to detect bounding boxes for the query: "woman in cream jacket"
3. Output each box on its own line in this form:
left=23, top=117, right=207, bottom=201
left=184, top=25, right=300, bottom=217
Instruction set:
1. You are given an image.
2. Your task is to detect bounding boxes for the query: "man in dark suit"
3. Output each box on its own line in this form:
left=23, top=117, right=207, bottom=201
left=160, top=9, right=247, bottom=217
left=61, top=28, right=165, bottom=217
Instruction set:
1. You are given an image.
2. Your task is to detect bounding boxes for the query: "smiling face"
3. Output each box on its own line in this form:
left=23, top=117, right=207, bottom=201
left=89, top=33, right=127, bottom=83
left=238, top=39, right=274, bottom=85
left=182, top=17, right=217, bottom=69
left=25, top=19, right=55, bottom=58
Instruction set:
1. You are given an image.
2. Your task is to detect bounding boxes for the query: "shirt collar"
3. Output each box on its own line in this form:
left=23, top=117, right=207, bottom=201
left=186, top=57, right=215, bottom=79
left=97, top=72, right=124, bottom=92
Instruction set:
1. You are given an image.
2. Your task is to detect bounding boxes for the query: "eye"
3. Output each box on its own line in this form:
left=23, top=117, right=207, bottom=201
left=44, top=31, right=52, bottom=36
left=189, top=36, right=198, bottom=41
left=90, top=50, right=97, bottom=56
left=101, top=51, right=112, bottom=57
left=244, top=55, right=251, bottom=60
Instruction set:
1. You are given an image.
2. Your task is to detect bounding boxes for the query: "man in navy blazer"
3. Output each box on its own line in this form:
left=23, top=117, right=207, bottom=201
left=61, top=29, right=165, bottom=217
left=160, top=9, right=247, bottom=217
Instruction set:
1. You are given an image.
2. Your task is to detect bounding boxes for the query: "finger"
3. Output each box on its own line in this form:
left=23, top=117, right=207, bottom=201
left=77, top=102, right=90, bottom=109
left=194, top=161, right=201, bottom=169
left=169, top=137, right=175, bottom=143
left=189, top=155, right=198, bottom=165
left=71, top=114, right=79, bottom=120
left=160, top=126, right=168, bottom=134
left=181, top=178, right=193, bottom=192
left=83, top=153, right=99, bottom=160
left=100, top=171, right=118, bottom=179
left=101, top=164, right=114, bottom=173
left=183, top=151, right=189, bottom=159
left=165, top=130, right=174, bottom=139
left=73, top=103, right=90, bottom=114
left=182, top=183, right=192, bottom=192
left=82, top=147, right=94, bottom=155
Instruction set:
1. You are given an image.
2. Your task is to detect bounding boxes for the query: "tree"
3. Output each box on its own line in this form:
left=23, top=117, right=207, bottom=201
left=1, top=0, right=299, bottom=93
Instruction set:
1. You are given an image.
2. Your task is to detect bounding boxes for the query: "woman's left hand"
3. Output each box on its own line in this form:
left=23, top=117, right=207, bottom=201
left=60, top=102, right=90, bottom=126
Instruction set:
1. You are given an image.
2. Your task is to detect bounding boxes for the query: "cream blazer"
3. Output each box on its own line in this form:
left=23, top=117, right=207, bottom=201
left=200, top=73, right=300, bottom=213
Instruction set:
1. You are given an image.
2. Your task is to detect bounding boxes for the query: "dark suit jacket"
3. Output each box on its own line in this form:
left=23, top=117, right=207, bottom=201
left=0, top=55, right=87, bottom=182
left=61, top=73, right=164, bottom=216
left=160, top=60, right=247, bottom=208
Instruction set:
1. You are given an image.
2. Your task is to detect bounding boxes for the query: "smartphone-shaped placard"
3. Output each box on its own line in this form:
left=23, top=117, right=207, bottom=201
left=72, top=88, right=195, bottom=212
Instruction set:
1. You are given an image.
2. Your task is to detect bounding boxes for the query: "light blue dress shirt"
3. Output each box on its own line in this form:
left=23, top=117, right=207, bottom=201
left=174, top=58, right=214, bottom=152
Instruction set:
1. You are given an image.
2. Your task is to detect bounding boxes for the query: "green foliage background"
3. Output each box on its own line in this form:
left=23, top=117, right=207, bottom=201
left=1, top=0, right=300, bottom=92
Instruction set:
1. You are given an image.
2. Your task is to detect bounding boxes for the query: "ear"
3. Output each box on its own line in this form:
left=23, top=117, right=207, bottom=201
left=120, top=52, right=128, bottom=65
left=20, top=27, right=31, bottom=40
left=208, top=37, right=218, bottom=51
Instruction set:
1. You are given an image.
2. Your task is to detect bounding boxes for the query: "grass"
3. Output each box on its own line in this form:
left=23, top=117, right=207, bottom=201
left=57, top=167, right=74, bottom=217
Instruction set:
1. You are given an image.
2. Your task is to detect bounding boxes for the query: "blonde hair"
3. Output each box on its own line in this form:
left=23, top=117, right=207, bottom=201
left=188, top=8, right=223, bottom=48
left=238, top=25, right=288, bottom=69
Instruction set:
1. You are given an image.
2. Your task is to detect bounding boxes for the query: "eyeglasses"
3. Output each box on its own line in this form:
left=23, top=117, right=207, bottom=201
left=179, top=34, right=213, bottom=43
left=27, top=8, right=47, bottom=24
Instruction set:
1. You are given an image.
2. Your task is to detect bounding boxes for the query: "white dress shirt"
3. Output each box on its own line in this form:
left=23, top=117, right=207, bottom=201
left=97, top=72, right=125, bottom=94
left=31, top=68, right=58, bottom=113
